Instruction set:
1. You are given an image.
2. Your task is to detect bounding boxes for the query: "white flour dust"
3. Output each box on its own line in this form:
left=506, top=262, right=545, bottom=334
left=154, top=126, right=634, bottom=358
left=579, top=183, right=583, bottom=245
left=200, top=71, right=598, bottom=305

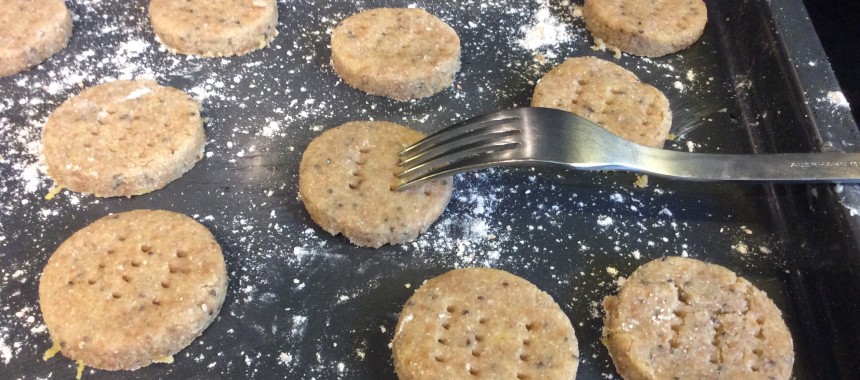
left=823, top=91, right=850, bottom=109
left=517, top=3, right=572, bottom=53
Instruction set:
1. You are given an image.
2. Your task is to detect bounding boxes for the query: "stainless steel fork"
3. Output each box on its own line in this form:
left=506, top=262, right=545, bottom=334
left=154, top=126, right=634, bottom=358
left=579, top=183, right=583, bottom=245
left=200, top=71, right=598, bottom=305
left=395, top=107, right=860, bottom=190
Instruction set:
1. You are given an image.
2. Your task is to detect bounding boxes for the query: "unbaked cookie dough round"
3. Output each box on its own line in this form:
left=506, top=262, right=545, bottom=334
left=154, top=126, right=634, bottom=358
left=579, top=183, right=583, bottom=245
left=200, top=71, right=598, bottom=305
left=532, top=56, right=672, bottom=148
left=602, top=256, right=794, bottom=380
left=148, top=0, right=279, bottom=57
left=42, top=80, right=205, bottom=197
left=331, top=8, right=461, bottom=101
left=0, top=0, right=73, bottom=78
left=39, top=209, right=228, bottom=371
left=583, top=0, right=707, bottom=57
left=298, top=121, right=453, bottom=248
left=393, top=268, right=579, bottom=380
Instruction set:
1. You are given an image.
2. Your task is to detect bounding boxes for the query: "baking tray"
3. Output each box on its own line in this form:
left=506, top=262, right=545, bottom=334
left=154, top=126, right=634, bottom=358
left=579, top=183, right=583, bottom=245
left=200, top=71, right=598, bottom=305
left=2, top=0, right=859, bottom=378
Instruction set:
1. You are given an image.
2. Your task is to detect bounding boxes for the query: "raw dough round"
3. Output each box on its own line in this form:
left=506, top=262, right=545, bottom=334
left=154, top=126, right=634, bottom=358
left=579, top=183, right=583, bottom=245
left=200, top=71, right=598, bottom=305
left=299, top=121, right=453, bottom=248
left=331, top=8, right=461, bottom=101
left=0, top=0, right=73, bottom=77
left=39, top=209, right=228, bottom=370
left=603, top=256, right=794, bottom=380
left=42, top=80, right=205, bottom=197
left=532, top=56, right=672, bottom=148
left=149, top=0, right=279, bottom=57
left=393, top=268, right=579, bottom=379
left=583, top=0, right=707, bottom=57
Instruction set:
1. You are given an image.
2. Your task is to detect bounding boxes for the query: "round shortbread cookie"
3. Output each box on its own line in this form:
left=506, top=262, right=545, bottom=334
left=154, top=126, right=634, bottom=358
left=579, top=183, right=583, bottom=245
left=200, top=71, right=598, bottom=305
left=583, top=0, right=707, bottom=57
left=298, top=121, right=453, bottom=248
left=393, top=268, right=579, bottom=379
left=0, top=0, right=73, bottom=78
left=42, top=80, right=205, bottom=197
left=602, top=257, right=794, bottom=380
left=39, top=209, right=228, bottom=371
left=532, top=56, right=672, bottom=148
left=149, top=0, right=278, bottom=57
left=331, top=8, right=461, bottom=101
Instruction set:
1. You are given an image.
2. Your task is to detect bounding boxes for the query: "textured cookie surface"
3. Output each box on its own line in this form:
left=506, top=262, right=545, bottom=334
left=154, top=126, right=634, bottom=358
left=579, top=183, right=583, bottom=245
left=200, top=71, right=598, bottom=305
left=393, top=268, right=579, bottom=380
left=603, top=257, right=794, bottom=380
left=149, top=0, right=278, bottom=57
left=532, top=56, right=671, bottom=148
left=0, top=0, right=72, bottom=77
left=299, top=121, right=453, bottom=248
left=39, top=210, right=228, bottom=371
left=583, top=0, right=707, bottom=57
left=331, top=8, right=461, bottom=101
left=42, top=80, right=205, bottom=197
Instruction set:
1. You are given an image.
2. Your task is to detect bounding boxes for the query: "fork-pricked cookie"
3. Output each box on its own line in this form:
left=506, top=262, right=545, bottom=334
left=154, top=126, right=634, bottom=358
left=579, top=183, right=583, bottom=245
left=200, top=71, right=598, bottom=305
left=331, top=8, right=461, bottom=101
left=298, top=121, right=453, bottom=248
left=149, top=0, right=278, bottom=57
left=42, top=80, right=205, bottom=197
left=532, top=56, right=672, bottom=148
left=582, top=0, right=707, bottom=57
left=39, top=209, right=228, bottom=371
left=393, top=268, right=579, bottom=380
left=603, top=257, right=794, bottom=380
left=0, top=0, right=73, bottom=78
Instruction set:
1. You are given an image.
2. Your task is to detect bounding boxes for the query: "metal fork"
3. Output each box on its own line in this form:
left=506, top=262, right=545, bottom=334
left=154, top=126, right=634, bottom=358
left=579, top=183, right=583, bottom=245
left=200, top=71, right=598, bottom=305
left=395, top=107, right=860, bottom=190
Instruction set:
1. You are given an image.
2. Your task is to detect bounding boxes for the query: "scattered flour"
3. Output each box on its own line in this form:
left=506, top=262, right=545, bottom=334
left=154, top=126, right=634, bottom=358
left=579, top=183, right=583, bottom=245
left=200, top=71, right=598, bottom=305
left=278, top=352, right=293, bottom=365
left=0, top=335, right=13, bottom=364
left=596, top=215, right=614, bottom=227
left=291, top=315, right=308, bottom=338
left=824, top=91, right=850, bottom=109
left=517, top=3, right=572, bottom=54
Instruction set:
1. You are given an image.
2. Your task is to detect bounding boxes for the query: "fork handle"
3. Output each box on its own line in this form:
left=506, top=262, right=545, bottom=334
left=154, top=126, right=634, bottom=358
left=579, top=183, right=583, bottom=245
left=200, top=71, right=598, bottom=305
left=631, top=149, right=860, bottom=182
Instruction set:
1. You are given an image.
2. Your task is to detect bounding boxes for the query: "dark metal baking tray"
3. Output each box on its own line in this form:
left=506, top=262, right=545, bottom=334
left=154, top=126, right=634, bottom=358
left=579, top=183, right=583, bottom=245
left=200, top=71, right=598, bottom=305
left=1, top=0, right=859, bottom=378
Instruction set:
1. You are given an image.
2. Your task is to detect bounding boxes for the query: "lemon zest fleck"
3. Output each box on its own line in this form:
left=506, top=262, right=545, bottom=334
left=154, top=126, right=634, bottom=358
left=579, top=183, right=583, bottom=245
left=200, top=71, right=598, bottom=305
left=45, top=186, right=64, bottom=200
left=75, top=360, right=85, bottom=380
left=633, top=174, right=650, bottom=188
left=153, top=355, right=174, bottom=364
left=43, top=341, right=61, bottom=361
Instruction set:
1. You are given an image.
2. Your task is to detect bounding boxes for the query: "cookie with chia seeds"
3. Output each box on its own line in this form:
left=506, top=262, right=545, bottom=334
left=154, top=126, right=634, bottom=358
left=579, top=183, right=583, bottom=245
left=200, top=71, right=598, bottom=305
left=393, top=268, right=579, bottom=380
left=298, top=121, right=453, bottom=248
left=331, top=8, right=461, bottom=101
left=39, top=209, right=228, bottom=371
left=583, top=0, right=707, bottom=57
left=602, top=257, right=794, bottom=380
left=42, top=80, right=205, bottom=197
left=149, top=0, right=278, bottom=57
left=0, top=0, right=73, bottom=78
left=532, top=56, right=672, bottom=148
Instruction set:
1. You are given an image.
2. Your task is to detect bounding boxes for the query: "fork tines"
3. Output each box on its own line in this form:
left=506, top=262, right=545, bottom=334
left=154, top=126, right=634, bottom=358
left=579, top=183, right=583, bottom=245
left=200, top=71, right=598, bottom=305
left=395, top=113, right=522, bottom=190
